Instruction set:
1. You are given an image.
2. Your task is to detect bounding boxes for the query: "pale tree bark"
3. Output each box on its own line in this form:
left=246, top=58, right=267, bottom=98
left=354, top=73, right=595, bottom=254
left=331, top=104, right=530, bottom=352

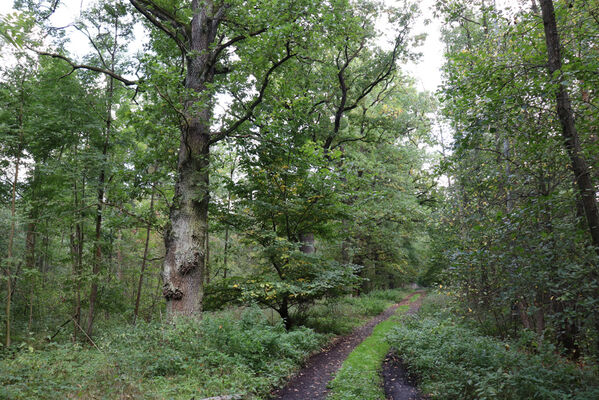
left=159, top=0, right=216, bottom=315
left=299, top=233, right=315, bottom=254
left=4, top=75, right=26, bottom=347
left=5, top=149, right=20, bottom=348
left=540, top=0, right=599, bottom=254
left=222, top=164, right=234, bottom=279
left=133, top=189, right=154, bottom=324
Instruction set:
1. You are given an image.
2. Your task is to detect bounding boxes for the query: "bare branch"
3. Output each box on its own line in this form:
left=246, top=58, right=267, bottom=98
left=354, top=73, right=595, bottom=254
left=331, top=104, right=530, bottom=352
left=212, top=28, right=267, bottom=62
left=129, top=0, right=188, bottom=55
left=31, top=48, right=138, bottom=86
left=210, top=44, right=296, bottom=144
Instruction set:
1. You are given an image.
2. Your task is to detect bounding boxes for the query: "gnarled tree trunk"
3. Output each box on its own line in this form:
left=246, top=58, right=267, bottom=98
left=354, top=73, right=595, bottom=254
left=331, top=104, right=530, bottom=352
left=161, top=1, right=217, bottom=315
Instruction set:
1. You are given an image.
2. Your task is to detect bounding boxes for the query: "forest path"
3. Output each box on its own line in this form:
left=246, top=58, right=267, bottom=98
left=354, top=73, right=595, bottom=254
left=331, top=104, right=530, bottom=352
left=381, top=296, right=425, bottom=400
left=270, top=291, right=424, bottom=400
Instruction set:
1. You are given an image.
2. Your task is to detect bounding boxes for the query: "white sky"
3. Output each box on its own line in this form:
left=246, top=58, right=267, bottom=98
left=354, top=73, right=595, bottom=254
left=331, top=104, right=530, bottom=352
left=402, top=0, right=444, bottom=93
left=1, top=0, right=446, bottom=92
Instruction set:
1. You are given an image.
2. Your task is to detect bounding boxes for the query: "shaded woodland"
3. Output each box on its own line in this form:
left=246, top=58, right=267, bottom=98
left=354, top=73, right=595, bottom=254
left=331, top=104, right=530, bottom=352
left=1, top=0, right=599, bottom=398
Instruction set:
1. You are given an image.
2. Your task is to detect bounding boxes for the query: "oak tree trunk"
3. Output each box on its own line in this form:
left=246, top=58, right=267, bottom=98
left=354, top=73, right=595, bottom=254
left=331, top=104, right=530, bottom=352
left=161, top=1, right=217, bottom=315
left=162, top=132, right=209, bottom=316
left=299, top=233, right=315, bottom=254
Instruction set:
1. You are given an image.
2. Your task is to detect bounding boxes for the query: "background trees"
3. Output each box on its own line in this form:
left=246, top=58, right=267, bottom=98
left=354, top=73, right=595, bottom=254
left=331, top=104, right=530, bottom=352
left=0, top=0, right=434, bottom=344
left=432, top=0, right=599, bottom=357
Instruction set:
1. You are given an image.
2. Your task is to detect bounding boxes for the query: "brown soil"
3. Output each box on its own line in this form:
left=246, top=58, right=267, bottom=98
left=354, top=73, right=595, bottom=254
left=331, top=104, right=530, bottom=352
left=270, top=292, right=424, bottom=400
left=381, top=295, right=426, bottom=400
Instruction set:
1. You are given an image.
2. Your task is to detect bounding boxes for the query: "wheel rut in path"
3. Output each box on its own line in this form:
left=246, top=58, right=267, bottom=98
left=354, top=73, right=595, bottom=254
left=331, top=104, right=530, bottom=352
left=270, top=291, right=423, bottom=400
left=381, top=295, right=425, bottom=400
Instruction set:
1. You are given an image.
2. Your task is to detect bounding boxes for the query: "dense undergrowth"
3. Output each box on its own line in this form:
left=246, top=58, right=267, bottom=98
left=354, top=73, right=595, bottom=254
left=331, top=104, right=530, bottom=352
left=387, top=294, right=599, bottom=400
left=0, top=289, right=410, bottom=399
left=300, top=288, right=411, bottom=335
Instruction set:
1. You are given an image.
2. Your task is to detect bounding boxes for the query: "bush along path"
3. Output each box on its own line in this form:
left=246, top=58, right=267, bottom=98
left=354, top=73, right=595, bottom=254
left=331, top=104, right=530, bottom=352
left=386, top=295, right=599, bottom=400
left=380, top=296, right=425, bottom=400
left=271, top=291, right=423, bottom=400
left=326, top=293, right=424, bottom=400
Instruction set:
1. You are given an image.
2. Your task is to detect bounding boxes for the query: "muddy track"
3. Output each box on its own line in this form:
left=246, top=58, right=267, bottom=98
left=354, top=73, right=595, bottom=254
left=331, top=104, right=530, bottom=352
left=381, top=295, right=425, bottom=400
left=270, top=292, right=424, bottom=400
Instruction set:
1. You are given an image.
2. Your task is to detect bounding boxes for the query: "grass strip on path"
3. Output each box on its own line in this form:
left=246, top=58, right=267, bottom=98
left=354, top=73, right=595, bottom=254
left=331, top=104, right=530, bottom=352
left=326, top=293, right=421, bottom=400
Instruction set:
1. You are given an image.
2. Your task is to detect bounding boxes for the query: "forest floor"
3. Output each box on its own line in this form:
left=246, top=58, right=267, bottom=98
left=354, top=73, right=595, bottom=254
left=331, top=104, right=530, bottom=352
left=270, top=291, right=424, bottom=400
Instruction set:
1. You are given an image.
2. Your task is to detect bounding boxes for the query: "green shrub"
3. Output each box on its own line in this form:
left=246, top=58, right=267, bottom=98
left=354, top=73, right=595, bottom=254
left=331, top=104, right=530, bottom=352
left=300, top=288, right=411, bottom=335
left=0, top=289, right=413, bottom=399
left=0, top=306, right=326, bottom=399
left=386, top=297, right=599, bottom=400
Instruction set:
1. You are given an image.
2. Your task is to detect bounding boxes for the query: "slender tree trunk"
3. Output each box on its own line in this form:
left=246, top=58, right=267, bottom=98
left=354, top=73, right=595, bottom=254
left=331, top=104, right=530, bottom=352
left=26, top=220, right=36, bottom=332
left=70, top=156, right=84, bottom=341
left=86, top=76, right=114, bottom=338
left=5, top=77, right=26, bottom=347
left=116, top=230, right=123, bottom=282
left=26, top=166, right=39, bottom=332
left=279, top=297, right=291, bottom=330
left=5, top=152, right=20, bottom=348
left=204, top=226, right=210, bottom=285
left=223, top=224, right=230, bottom=279
left=87, top=11, right=120, bottom=335
left=503, top=138, right=513, bottom=213
left=222, top=164, right=235, bottom=279
left=133, top=190, right=154, bottom=324
left=540, top=0, right=599, bottom=254
left=76, top=177, right=84, bottom=339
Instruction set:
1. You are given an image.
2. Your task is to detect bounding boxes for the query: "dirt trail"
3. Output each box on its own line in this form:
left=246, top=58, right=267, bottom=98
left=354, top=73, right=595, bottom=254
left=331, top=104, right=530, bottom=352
left=270, top=292, right=423, bottom=400
left=381, top=295, right=425, bottom=400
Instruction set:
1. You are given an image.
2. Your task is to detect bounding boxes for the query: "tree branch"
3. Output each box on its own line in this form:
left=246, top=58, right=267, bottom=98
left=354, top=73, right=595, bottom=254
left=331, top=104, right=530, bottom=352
left=31, top=49, right=138, bottom=86
left=129, top=0, right=188, bottom=55
left=210, top=44, right=295, bottom=144
left=212, top=27, right=267, bottom=62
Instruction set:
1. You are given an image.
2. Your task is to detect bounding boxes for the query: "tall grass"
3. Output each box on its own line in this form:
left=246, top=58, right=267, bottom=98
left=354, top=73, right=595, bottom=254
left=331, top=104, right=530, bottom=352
left=0, top=307, right=325, bottom=399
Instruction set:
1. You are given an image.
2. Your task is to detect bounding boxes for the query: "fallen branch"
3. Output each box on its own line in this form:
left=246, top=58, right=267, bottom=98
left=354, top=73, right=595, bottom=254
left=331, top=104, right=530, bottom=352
left=48, top=315, right=76, bottom=341
left=71, top=316, right=102, bottom=353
